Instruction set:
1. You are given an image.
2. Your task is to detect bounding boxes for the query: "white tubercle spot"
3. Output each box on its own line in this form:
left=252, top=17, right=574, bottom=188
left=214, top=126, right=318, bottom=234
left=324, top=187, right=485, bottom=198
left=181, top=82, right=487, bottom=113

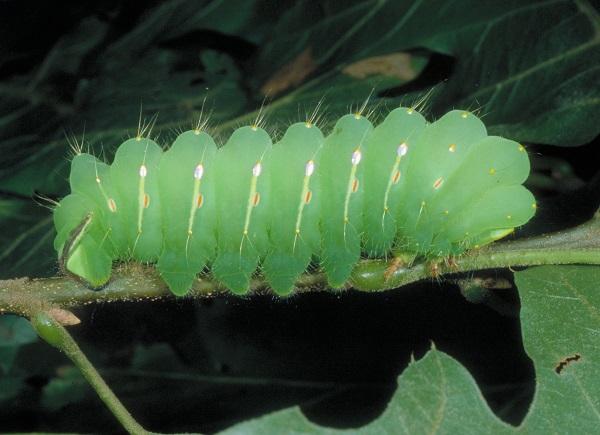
left=397, top=143, right=408, bottom=156
left=95, top=177, right=101, bottom=184
left=139, top=165, right=147, bottom=178
left=351, top=149, right=362, bottom=166
left=305, top=160, right=315, bottom=177
left=194, top=164, right=204, bottom=180
left=252, top=162, right=262, bottom=177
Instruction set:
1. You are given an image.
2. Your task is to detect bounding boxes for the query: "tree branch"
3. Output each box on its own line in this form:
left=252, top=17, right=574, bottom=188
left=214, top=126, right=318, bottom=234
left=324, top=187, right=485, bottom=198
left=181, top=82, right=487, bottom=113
left=30, top=311, right=150, bottom=435
left=1, top=217, right=599, bottom=316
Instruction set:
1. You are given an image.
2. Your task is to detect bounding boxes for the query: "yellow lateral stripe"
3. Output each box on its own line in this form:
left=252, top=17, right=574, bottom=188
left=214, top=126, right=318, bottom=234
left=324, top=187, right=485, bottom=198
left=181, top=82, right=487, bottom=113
left=188, top=178, right=201, bottom=234
left=137, top=164, right=147, bottom=234
left=187, top=164, right=204, bottom=235
left=94, top=177, right=111, bottom=207
left=382, top=155, right=401, bottom=227
left=381, top=143, right=408, bottom=228
left=241, top=162, right=262, bottom=252
left=293, top=159, right=315, bottom=252
left=294, top=176, right=311, bottom=235
left=343, top=149, right=362, bottom=239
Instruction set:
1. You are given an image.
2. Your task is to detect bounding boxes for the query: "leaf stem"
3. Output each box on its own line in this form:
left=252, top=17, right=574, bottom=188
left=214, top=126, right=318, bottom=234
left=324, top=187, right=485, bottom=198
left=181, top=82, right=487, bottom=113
left=1, top=218, right=599, bottom=312
left=30, top=311, right=150, bottom=435
left=352, top=217, right=600, bottom=291
left=2, top=216, right=599, bottom=435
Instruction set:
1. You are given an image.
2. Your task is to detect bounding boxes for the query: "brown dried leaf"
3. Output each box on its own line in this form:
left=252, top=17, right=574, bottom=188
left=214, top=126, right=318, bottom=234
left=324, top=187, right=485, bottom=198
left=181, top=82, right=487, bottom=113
left=342, top=53, right=417, bottom=80
left=260, top=48, right=317, bottom=96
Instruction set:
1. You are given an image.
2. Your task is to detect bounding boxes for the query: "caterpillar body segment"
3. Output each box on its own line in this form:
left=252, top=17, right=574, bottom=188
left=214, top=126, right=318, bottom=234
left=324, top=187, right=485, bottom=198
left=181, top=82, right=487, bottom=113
left=157, top=130, right=218, bottom=296
left=211, top=126, right=273, bottom=294
left=442, top=185, right=535, bottom=249
left=426, top=136, right=533, bottom=255
left=68, top=154, right=121, bottom=257
left=319, top=114, right=374, bottom=287
left=110, top=137, right=164, bottom=261
left=362, top=107, right=427, bottom=257
left=54, top=107, right=535, bottom=295
left=53, top=193, right=112, bottom=287
left=395, top=110, right=488, bottom=254
left=262, top=122, right=324, bottom=295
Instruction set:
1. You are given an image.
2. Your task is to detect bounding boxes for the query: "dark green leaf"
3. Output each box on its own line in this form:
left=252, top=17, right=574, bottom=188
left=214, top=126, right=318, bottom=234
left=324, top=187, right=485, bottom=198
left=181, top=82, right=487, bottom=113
left=41, top=366, right=88, bottom=412
left=0, top=376, right=25, bottom=402
left=0, top=314, right=38, bottom=373
left=222, top=265, right=600, bottom=433
left=515, top=265, right=600, bottom=431
left=0, top=199, right=55, bottom=278
left=220, top=348, right=512, bottom=434
left=254, top=0, right=600, bottom=145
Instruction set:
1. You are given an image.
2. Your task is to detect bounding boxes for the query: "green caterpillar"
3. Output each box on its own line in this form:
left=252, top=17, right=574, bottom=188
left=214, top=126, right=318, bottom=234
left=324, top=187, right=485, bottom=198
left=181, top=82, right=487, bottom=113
left=53, top=107, right=536, bottom=296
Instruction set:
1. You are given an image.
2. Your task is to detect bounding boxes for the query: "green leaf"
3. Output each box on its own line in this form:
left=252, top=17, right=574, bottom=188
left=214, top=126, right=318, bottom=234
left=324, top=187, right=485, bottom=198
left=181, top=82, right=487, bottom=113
left=243, top=0, right=580, bottom=149
left=0, top=19, right=247, bottom=197
left=41, top=366, right=88, bottom=412
left=0, top=314, right=38, bottom=373
left=252, top=0, right=600, bottom=145
left=1, top=0, right=597, bottom=199
left=432, top=0, right=600, bottom=146
left=130, top=343, right=187, bottom=372
left=0, top=198, right=55, bottom=278
left=0, top=315, right=38, bottom=403
left=515, top=265, right=600, bottom=432
left=222, top=265, right=600, bottom=433
left=0, top=376, right=25, bottom=402
left=220, top=348, right=512, bottom=434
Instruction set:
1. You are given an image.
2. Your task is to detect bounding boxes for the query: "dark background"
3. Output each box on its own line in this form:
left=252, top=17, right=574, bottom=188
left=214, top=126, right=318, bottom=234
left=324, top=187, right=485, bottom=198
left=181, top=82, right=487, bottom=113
left=0, top=0, right=598, bottom=433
